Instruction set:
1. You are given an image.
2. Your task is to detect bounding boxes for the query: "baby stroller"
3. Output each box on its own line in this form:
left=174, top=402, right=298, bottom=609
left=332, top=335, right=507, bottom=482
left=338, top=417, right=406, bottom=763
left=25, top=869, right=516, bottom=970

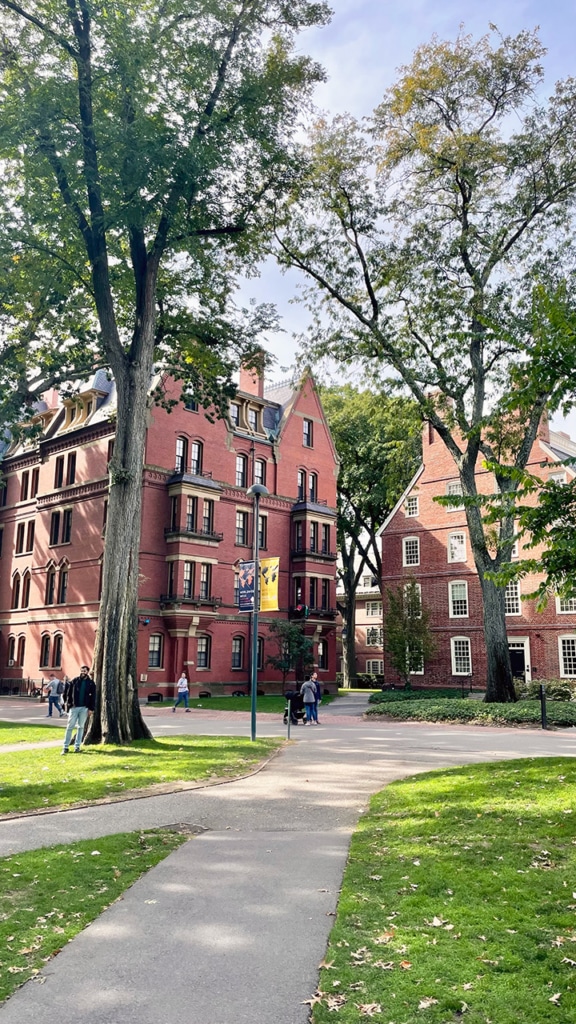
left=283, top=688, right=305, bottom=725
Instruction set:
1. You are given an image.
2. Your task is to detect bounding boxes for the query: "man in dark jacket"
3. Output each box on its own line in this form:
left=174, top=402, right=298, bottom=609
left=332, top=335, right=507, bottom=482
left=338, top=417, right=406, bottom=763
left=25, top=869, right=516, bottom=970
left=61, top=665, right=96, bottom=754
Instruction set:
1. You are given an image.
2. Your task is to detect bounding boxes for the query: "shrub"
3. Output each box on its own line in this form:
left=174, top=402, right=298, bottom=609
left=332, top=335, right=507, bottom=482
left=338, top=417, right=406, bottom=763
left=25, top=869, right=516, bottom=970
left=367, top=687, right=467, bottom=705
left=365, top=697, right=576, bottom=727
left=515, top=677, right=576, bottom=702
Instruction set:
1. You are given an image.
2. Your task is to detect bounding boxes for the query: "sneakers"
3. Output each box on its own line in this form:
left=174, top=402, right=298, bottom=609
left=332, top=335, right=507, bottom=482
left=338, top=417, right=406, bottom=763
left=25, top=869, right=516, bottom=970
left=73, top=748, right=82, bottom=753
left=61, top=748, right=68, bottom=755
left=172, top=707, right=176, bottom=713
left=185, top=708, right=191, bottom=712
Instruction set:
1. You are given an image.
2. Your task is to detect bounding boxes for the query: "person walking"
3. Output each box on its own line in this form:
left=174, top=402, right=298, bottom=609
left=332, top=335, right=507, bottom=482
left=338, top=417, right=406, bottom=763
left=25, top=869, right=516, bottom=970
left=44, top=674, right=65, bottom=718
left=61, top=666, right=96, bottom=754
left=311, top=670, right=322, bottom=725
left=173, top=672, right=190, bottom=712
left=301, top=676, right=317, bottom=725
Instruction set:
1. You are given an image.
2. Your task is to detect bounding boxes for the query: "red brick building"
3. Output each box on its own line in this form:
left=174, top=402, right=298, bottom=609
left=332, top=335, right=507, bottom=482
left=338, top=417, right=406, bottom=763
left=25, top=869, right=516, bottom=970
left=379, top=418, right=576, bottom=689
left=0, top=368, right=339, bottom=697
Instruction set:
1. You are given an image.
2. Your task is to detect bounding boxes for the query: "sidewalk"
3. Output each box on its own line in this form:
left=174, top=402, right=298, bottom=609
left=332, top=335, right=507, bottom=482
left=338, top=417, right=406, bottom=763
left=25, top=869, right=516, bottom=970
left=1, top=696, right=576, bottom=1023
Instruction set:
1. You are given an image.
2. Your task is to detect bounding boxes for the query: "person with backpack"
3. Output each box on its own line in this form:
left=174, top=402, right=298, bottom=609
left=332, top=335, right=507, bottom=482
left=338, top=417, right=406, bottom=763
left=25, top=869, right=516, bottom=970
left=44, top=674, right=65, bottom=718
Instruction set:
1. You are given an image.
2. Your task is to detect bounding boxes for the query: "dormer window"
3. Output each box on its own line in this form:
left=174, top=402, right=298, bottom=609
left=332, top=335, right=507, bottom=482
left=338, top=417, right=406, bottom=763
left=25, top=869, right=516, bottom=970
left=248, top=408, right=259, bottom=432
left=230, top=403, right=240, bottom=427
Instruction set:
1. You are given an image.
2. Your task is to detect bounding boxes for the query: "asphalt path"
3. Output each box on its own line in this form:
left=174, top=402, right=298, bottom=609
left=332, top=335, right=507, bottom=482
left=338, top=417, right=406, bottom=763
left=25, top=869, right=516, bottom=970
left=0, top=695, right=575, bottom=1023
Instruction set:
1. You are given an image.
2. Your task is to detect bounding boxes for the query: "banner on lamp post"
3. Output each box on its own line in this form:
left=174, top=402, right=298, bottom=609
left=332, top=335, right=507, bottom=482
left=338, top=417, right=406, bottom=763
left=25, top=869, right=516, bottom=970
left=238, top=561, right=256, bottom=612
left=260, top=557, right=280, bottom=612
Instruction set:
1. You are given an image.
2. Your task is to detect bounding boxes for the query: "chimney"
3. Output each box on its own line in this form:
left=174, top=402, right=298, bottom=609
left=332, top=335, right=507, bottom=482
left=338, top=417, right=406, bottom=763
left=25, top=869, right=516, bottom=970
left=239, top=352, right=265, bottom=399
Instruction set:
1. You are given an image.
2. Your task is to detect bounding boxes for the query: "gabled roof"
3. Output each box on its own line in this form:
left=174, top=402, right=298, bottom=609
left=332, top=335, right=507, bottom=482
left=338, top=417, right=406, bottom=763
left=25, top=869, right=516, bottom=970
left=376, top=465, right=425, bottom=537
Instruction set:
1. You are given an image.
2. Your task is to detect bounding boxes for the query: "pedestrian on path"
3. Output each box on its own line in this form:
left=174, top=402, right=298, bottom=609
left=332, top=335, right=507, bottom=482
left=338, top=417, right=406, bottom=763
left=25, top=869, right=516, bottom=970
left=44, top=674, right=65, bottom=718
left=301, top=675, right=318, bottom=724
left=173, top=672, right=191, bottom=712
left=311, top=670, right=322, bottom=725
left=61, top=666, right=96, bottom=754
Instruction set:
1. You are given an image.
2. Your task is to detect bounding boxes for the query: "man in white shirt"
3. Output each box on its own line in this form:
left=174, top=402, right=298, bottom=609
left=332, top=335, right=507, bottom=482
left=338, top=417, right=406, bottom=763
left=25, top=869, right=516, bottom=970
left=44, top=674, right=65, bottom=718
left=173, top=672, right=191, bottom=712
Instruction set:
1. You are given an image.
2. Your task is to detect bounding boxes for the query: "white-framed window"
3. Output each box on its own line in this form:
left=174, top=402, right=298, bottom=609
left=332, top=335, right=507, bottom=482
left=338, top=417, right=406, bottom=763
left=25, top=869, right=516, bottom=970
left=235, top=454, right=247, bottom=488
left=231, top=636, right=244, bottom=669
left=556, top=595, right=576, bottom=614
left=254, top=459, right=266, bottom=486
left=451, top=636, right=472, bottom=675
left=303, top=419, right=313, bottom=448
left=549, top=470, right=567, bottom=485
left=197, top=635, right=211, bottom=668
left=448, top=532, right=466, bottom=563
left=449, top=581, right=468, bottom=618
left=366, top=659, right=384, bottom=674
left=405, top=495, right=419, bottom=517
left=409, top=650, right=425, bottom=675
left=504, top=580, right=521, bottom=616
left=366, top=601, right=383, bottom=617
left=366, top=626, right=384, bottom=647
left=247, top=407, right=259, bottom=432
left=404, top=581, right=422, bottom=617
left=318, top=638, right=328, bottom=670
left=229, top=402, right=240, bottom=427
left=148, top=634, right=163, bottom=668
left=402, top=536, right=420, bottom=567
left=362, top=574, right=378, bottom=588
left=446, top=479, right=464, bottom=511
left=559, top=636, right=576, bottom=678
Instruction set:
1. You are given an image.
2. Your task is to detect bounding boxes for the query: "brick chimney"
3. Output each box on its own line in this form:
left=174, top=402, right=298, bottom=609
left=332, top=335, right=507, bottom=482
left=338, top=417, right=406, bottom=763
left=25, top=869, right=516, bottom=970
left=239, top=352, right=265, bottom=398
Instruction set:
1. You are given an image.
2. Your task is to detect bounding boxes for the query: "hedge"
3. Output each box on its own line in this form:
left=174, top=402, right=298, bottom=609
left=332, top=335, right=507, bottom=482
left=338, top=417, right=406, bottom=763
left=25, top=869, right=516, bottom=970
left=365, top=697, right=576, bottom=727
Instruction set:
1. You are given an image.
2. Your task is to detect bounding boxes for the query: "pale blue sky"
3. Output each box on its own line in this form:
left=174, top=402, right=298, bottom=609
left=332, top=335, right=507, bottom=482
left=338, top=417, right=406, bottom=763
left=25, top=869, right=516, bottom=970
left=241, top=1, right=576, bottom=432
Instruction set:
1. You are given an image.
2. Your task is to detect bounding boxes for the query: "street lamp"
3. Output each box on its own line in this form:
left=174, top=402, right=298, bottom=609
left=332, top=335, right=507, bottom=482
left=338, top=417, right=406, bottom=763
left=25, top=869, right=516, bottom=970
left=246, top=483, right=269, bottom=741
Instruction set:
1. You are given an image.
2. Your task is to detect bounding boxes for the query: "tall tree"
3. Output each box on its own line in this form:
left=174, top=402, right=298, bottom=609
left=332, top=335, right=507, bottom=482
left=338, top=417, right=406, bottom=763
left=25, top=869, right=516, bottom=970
left=385, top=578, right=436, bottom=689
left=320, top=385, right=421, bottom=687
left=275, top=27, right=576, bottom=702
left=266, top=619, right=314, bottom=690
left=0, top=0, right=329, bottom=742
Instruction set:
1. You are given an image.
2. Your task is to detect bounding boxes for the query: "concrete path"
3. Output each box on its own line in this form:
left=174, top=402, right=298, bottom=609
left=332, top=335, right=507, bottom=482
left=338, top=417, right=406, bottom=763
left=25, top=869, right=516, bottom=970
left=1, top=696, right=575, bottom=1023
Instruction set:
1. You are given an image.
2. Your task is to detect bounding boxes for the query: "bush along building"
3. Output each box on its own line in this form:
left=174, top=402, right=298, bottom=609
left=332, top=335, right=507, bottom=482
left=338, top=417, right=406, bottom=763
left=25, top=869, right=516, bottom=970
left=0, top=367, right=339, bottom=698
left=378, top=417, right=576, bottom=691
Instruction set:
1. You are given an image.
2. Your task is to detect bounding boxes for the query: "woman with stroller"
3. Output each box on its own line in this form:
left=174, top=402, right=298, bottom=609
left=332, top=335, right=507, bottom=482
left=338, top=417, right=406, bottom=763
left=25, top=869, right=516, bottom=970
left=301, top=675, right=318, bottom=725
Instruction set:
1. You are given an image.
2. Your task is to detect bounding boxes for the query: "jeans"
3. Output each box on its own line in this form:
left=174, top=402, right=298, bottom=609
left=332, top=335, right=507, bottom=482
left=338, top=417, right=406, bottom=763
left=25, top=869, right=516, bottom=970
left=304, top=702, right=314, bottom=722
left=47, top=695, right=63, bottom=717
left=63, top=706, right=90, bottom=750
left=174, top=691, right=189, bottom=709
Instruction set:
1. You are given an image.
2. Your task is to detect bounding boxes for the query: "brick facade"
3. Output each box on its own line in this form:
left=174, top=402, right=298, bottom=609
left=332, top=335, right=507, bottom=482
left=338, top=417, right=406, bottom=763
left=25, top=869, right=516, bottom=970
left=0, top=371, right=339, bottom=697
left=379, top=419, right=576, bottom=689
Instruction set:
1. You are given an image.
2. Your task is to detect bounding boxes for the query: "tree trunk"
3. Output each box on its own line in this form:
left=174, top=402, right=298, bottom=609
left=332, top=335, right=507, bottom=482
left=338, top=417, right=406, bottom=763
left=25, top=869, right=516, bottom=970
left=84, top=357, right=153, bottom=744
left=477, top=571, right=516, bottom=703
left=341, top=598, right=357, bottom=688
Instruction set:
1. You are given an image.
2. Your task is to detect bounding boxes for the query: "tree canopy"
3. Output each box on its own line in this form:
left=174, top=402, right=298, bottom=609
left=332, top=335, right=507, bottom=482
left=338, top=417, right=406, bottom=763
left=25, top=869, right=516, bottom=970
left=276, top=26, right=576, bottom=700
left=0, top=0, right=330, bottom=741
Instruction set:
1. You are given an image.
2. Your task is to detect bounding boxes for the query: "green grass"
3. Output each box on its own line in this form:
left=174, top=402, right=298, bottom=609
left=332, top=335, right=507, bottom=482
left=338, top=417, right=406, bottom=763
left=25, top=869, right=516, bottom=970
left=0, top=722, right=64, bottom=745
left=366, top=697, right=576, bottom=727
left=0, top=735, right=280, bottom=815
left=150, top=694, right=334, bottom=713
left=0, top=828, right=187, bottom=1002
left=312, top=758, right=576, bottom=1024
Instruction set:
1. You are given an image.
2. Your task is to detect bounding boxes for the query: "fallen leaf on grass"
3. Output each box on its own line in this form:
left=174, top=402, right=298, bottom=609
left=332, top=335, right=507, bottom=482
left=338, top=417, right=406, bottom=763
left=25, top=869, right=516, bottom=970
left=356, top=1003, right=382, bottom=1016
left=319, top=960, right=335, bottom=969
left=549, top=993, right=561, bottom=1004
left=400, top=960, right=412, bottom=970
left=302, top=990, right=325, bottom=1006
left=561, top=958, right=576, bottom=967
left=374, top=961, right=395, bottom=970
left=418, top=997, right=438, bottom=1009
left=374, top=930, right=396, bottom=944
left=326, top=994, right=347, bottom=1011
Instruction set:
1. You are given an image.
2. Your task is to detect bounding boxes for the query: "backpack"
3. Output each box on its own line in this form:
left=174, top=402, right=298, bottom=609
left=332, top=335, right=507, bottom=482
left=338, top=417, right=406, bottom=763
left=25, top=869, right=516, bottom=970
left=56, top=681, right=65, bottom=695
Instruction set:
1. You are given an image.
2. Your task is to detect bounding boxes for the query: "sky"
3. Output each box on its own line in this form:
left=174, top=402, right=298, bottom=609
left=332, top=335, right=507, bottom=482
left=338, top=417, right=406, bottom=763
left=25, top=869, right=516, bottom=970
left=241, top=0, right=576, bottom=436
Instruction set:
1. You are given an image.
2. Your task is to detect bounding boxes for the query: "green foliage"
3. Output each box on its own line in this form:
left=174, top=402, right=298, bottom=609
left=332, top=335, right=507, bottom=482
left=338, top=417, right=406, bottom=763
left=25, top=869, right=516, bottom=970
left=366, top=697, right=576, bottom=727
left=265, top=619, right=314, bottom=684
left=516, top=678, right=576, bottom=703
left=0, top=829, right=186, bottom=1002
left=313, top=758, right=576, bottom=1023
left=384, top=579, right=436, bottom=686
left=367, top=687, right=463, bottom=704
left=0, top=735, right=280, bottom=814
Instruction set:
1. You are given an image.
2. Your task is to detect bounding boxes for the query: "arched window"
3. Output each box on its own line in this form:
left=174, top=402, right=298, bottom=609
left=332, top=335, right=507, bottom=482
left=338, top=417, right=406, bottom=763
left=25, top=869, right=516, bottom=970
left=190, top=441, right=203, bottom=475
left=40, top=634, right=51, bottom=668
left=46, top=564, right=57, bottom=605
left=11, top=573, right=20, bottom=610
left=57, top=565, right=69, bottom=605
left=254, top=459, right=266, bottom=486
left=235, top=454, right=247, bottom=488
left=148, top=633, right=164, bottom=668
left=297, top=469, right=305, bottom=501
left=7, top=635, right=15, bottom=665
left=231, top=635, right=244, bottom=669
left=17, top=635, right=26, bottom=667
left=318, top=638, right=328, bottom=670
left=175, top=436, right=188, bottom=473
left=309, top=473, right=318, bottom=503
left=53, top=634, right=63, bottom=668
left=21, top=572, right=31, bottom=609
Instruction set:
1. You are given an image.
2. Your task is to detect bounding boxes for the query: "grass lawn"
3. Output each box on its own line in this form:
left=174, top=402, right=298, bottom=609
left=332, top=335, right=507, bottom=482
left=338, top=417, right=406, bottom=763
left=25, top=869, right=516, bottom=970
left=312, top=757, right=576, bottom=1024
left=150, top=694, right=334, bottom=713
left=0, top=722, right=63, bottom=745
left=0, top=829, right=187, bottom=1003
left=0, top=735, right=280, bottom=815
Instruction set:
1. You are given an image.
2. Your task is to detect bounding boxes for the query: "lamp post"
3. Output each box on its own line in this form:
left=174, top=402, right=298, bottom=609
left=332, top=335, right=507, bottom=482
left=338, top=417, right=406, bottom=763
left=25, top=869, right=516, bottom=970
left=247, top=483, right=269, bottom=741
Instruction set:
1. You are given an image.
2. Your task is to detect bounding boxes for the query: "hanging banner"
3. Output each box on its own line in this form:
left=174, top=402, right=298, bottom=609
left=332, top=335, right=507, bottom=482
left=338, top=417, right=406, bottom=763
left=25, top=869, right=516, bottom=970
left=238, top=561, right=256, bottom=612
left=260, top=557, right=280, bottom=612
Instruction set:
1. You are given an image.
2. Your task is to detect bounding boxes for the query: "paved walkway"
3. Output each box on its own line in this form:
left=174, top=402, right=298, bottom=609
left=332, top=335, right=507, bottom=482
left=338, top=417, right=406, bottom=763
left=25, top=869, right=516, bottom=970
left=1, top=696, right=575, bottom=1023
